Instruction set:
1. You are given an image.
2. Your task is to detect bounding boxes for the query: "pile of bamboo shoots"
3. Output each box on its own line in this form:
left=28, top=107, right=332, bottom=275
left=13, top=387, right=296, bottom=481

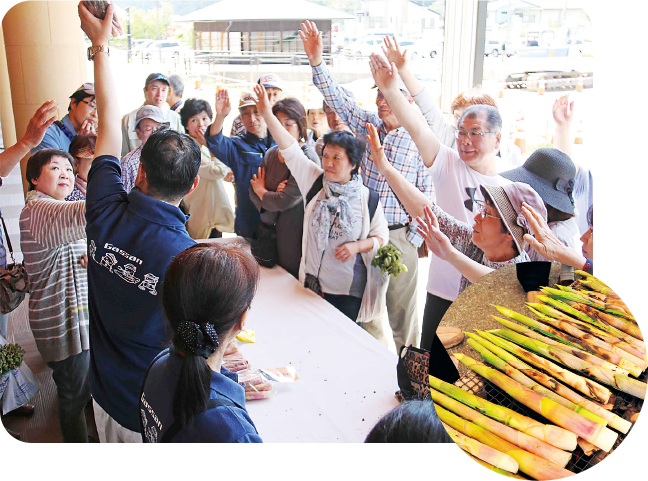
left=434, top=272, right=644, bottom=479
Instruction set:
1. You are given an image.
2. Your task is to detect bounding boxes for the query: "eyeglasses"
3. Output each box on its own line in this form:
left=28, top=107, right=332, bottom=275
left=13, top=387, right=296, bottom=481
left=279, top=119, right=298, bottom=128
left=474, top=200, right=500, bottom=220
left=81, top=99, right=97, bottom=110
left=454, top=130, right=493, bottom=140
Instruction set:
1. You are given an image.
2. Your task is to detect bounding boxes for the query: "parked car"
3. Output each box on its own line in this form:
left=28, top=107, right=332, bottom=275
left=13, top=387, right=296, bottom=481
left=343, top=38, right=383, bottom=57
left=400, top=39, right=442, bottom=59
left=143, top=40, right=183, bottom=55
left=485, top=39, right=501, bottom=57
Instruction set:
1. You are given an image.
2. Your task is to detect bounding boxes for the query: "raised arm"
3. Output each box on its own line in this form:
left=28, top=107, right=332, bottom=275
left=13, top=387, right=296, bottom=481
left=0, top=101, right=57, bottom=176
left=208, top=89, right=231, bottom=137
left=368, top=54, right=441, bottom=167
left=366, top=123, right=431, bottom=219
left=381, top=36, right=424, bottom=97
left=552, top=95, right=574, bottom=158
left=417, top=205, right=494, bottom=283
left=27, top=199, right=86, bottom=248
left=78, top=2, right=120, bottom=159
left=253, top=84, right=296, bottom=150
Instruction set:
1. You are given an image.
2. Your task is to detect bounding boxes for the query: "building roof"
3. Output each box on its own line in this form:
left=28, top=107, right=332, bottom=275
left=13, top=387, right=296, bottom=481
left=178, top=0, right=355, bottom=22
left=487, top=0, right=589, bottom=11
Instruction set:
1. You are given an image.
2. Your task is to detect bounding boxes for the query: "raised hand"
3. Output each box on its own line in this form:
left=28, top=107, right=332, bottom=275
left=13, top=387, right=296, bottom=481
left=21, top=100, right=58, bottom=149
left=366, top=123, right=390, bottom=175
left=368, top=53, right=398, bottom=92
left=215, top=89, right=231, bottom=118
left=194, top=128, right=207, bottom=147
left=415, top=205, right=454, bottom=261
left=78, top=1, right=113, bottom=46
left=79, top=119, right=97, bottom=136
left=299, top=20, right=323, bottom=66
left=252, top=84, right=272, bottom=117
left=250, top=166, right=268, bottom=198
left=552, top=95, right=575, bottom=127
left=382, top=36, right=409, bottom=71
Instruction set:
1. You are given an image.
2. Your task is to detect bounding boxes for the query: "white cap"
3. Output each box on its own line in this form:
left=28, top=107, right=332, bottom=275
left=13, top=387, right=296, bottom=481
left=259, top=73, right=283, bottom=90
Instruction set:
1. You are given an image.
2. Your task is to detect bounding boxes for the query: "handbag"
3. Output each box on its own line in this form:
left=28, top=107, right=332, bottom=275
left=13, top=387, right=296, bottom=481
left=396, top=344, right=433, bottom=402
left=250, top=221, right=278, bottom=268
left=0, top=213, right=29, bottom=314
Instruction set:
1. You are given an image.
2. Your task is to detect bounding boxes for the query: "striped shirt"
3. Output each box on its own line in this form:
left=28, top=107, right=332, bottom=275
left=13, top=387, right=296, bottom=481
left=19, top=191, right=88, bottom=363
left=312, top=63, right=433, bottom=247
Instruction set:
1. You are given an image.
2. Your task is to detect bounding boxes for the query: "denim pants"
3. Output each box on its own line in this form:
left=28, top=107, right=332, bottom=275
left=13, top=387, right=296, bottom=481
left=47, top=350, right=91, bottom=442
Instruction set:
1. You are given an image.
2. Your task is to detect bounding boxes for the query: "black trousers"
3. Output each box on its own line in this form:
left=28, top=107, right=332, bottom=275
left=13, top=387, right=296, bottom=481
left=422, top=293, right=460, bottom=384
left=324, top=293, right=363, bottom=323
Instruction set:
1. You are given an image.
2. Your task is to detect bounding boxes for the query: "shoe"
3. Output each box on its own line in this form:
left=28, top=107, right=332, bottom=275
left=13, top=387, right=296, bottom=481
left=5, top=404, right=35, bottom=417
left=437, top=326, right=464, bottom=348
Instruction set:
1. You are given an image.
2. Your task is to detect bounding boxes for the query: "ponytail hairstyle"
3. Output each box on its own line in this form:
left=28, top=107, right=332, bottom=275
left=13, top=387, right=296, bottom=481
left=162, top=243, right=260, bottom=427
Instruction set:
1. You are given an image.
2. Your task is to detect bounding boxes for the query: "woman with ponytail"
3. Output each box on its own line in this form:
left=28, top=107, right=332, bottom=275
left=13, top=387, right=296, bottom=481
left=139, top=243, right=262, bottom=443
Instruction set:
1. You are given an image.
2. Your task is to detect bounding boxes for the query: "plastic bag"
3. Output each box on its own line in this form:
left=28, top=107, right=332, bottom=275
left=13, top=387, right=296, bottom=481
left=0, top=335, right=39, bottom=414
left=357, top=238, right=390, bottom=324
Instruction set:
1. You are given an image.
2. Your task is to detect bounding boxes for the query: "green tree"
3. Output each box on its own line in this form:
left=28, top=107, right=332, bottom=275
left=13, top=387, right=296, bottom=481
left=129, top=1, right=174, bottom=40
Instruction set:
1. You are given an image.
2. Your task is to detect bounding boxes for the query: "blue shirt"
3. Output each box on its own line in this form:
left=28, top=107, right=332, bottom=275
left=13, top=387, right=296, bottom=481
left=85, top=155, right=196, bottom=432
left=206, top=129, right=275, bottom=238
left=140, top=349, right=262, bottom=443
left=32, top=114, right=76, bottom=153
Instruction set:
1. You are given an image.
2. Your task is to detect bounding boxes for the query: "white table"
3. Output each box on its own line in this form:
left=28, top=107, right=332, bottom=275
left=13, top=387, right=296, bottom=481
left=203, top=238, right=400, bottom=442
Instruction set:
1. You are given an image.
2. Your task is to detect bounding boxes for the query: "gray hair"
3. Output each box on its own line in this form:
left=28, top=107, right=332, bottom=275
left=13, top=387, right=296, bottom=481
left=168, top=74, right=184, bottom=98
left=459, top=104, right=502, bottom=134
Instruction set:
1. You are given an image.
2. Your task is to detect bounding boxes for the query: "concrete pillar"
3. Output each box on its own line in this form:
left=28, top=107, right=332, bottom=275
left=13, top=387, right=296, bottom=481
left=2, top=1, right=88, bottom=193
left=439, top=0, right=481, bottom=116
left=0, top=25, right=17, bottom=148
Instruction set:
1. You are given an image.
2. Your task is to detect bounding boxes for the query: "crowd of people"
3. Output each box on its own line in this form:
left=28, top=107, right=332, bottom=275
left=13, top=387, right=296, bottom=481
left=0, top=5, right=594, bottom=443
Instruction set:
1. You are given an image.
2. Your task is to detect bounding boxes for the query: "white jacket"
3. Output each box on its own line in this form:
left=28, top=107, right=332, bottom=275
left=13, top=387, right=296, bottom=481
left=281, top=142, right=390, bottom=323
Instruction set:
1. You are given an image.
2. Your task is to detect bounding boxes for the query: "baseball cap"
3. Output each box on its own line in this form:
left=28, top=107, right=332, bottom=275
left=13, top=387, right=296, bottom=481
left=239, top=92, right=256, bottom=109
left=144, top=73, right=170, bottom=89
left=500, top=148, right=576, bottom=216
left=135, top=105, right=169, bottom=129
left=258, top=73, right=283, bottom=90
left=69, top=82, right=95, bottom=101
left=480, top=182, right=547, bottom=255
left=372, top=75, right=410, bottom=96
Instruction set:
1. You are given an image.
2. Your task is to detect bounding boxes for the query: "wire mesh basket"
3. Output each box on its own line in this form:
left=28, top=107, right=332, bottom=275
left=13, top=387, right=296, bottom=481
left=454, top=367, right=644, bottom=475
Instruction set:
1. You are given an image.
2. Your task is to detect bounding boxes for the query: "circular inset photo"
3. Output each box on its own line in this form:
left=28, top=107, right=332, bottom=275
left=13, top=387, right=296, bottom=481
left=432, top=266, right=645, bottom=479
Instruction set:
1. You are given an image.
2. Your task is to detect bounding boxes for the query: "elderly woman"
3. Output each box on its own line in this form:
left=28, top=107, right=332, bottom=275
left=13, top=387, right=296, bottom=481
left=180, top=98, right=235, bottom=239
left=248, top=97, right=319, bottom=278
left=522, top=204, right=594, bottom=274
left=20, top=148, right=90, bottom=442
left=253, top=84, right=389, bottom=325
left=66, top=134, right=96, bottom=201
left=368, top=124, right=546, bottom=383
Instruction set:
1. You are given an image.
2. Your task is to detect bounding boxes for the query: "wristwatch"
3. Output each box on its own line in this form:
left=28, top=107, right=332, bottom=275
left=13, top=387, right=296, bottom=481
left=87, top=45, right=109, bottom=61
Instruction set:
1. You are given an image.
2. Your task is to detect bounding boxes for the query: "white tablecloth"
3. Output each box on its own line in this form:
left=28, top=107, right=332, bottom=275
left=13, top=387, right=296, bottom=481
left=235, top=260, right=399, bottom=442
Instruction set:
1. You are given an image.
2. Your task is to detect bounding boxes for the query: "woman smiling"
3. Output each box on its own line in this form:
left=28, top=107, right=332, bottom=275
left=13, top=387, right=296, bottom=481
left=20, top=148, right=91, bottom=442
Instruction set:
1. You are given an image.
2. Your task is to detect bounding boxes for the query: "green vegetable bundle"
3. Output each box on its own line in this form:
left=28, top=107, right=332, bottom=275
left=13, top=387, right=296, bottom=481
left=372, top=244, right=408, bottom=277
left=0, top=343, right=25, bottom=374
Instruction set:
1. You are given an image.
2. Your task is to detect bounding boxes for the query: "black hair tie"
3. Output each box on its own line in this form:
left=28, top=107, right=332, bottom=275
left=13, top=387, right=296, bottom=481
left=177, top=320, right=220, bottom=359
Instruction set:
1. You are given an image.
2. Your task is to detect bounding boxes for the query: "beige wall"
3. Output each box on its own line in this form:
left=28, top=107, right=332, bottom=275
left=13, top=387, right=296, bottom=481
left=0, top=25, right=17, bottom=148
left=2, top=0, right=88, bottom=192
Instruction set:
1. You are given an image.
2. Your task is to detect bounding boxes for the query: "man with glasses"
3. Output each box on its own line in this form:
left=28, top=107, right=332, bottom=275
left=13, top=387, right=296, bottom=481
left=120, top=105, right=170, bottom=193
left=369, top=54, right=512, bottom=372
left=32, top=83, right=98, bottom=153
left=121, top=73, right=184, bottom=157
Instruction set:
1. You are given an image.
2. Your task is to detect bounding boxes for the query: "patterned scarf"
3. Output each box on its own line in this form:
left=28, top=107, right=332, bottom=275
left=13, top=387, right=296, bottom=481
left=311, top=174, right=362, bottom=252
